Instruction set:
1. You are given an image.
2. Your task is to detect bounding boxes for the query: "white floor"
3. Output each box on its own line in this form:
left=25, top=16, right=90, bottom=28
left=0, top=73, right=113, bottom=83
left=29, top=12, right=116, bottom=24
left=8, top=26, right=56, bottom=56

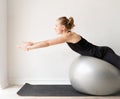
left=0, top=85, right=119, bottom=99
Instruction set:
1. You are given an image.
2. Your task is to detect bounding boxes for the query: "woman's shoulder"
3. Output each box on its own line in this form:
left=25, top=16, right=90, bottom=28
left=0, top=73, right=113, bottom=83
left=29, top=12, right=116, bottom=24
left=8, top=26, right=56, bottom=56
left=66, top=32, right=82, bottom=43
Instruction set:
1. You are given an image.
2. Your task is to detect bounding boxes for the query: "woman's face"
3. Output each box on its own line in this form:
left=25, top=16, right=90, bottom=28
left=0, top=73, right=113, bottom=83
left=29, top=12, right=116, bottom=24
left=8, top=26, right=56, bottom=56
left=54, top=20, right=65, bottom=34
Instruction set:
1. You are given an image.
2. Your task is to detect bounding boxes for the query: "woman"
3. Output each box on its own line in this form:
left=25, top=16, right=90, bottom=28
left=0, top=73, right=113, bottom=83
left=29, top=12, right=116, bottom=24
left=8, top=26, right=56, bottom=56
left=18, top=16, right=120, bottom=69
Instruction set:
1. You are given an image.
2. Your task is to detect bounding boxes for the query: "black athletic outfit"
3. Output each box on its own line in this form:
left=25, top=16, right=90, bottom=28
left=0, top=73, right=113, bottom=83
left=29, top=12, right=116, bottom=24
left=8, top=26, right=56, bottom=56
left=67, top=36, right=120, bottom=69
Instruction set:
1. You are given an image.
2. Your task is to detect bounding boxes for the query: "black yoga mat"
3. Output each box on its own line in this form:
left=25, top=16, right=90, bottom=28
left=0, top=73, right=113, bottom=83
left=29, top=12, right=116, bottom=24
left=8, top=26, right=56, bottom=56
left=17, top=83, right=120, bottom=96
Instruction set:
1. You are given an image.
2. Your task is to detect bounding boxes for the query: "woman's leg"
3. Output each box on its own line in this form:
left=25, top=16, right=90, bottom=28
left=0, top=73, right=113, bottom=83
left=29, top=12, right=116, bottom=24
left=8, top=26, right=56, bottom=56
left=102, top=47, right=120, bottom=69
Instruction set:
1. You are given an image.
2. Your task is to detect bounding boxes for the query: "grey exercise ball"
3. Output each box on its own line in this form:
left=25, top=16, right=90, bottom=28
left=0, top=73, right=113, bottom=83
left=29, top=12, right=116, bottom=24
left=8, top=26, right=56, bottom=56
left=69, top=56, right=120, bottom=95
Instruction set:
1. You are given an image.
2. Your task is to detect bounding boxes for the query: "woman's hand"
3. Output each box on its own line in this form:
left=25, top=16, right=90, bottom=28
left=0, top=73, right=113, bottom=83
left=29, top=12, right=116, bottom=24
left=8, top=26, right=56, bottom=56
left=17, top=41, right=34, bottom=51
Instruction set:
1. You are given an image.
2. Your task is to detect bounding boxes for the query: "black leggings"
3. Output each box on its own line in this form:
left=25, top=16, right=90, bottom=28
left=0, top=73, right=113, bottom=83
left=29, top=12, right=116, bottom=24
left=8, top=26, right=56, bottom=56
left=102, top=47, right=120, bottom=70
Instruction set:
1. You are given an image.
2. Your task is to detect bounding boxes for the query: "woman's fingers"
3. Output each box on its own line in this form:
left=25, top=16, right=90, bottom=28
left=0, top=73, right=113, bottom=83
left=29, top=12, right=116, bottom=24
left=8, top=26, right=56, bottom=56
left=16, top=45, right=22, bottom=48
left=22, top=41, right=33, bottom=46
left=17, top=45, right=30, bottom=52
left=17, top=41, right=33, bottom=51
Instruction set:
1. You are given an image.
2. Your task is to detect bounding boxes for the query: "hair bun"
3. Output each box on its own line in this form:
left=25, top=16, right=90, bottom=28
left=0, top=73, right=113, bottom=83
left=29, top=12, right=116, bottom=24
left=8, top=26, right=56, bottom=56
left=68, top=17, right=75, bottom=29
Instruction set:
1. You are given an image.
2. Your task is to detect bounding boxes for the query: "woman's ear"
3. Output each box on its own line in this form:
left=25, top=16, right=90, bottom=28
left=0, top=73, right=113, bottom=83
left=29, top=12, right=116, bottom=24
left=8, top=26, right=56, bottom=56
left=62, top=25, right=66, bottom=30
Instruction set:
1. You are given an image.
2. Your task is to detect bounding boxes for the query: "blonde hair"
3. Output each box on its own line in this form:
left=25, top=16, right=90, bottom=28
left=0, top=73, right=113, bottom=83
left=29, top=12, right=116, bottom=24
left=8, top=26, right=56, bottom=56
left=57, top=16, right=75, bottom=30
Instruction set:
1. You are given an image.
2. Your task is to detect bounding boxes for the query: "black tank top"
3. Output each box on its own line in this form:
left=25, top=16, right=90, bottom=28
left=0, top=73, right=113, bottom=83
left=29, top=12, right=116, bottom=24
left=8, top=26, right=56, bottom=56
left=67, top=37, right=107, bottom=58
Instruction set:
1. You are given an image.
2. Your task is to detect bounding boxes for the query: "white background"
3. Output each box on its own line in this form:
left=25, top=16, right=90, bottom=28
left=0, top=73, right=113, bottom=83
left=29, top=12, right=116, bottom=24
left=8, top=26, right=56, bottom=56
left=1, top=0, right=120, bottom=87
left=0, top=0, right=8, bottom=88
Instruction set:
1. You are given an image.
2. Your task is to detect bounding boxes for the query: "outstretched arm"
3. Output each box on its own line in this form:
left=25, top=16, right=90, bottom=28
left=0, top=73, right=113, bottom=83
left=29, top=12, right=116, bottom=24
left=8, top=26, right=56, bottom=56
left=18, top=34, right=68, bottom=51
